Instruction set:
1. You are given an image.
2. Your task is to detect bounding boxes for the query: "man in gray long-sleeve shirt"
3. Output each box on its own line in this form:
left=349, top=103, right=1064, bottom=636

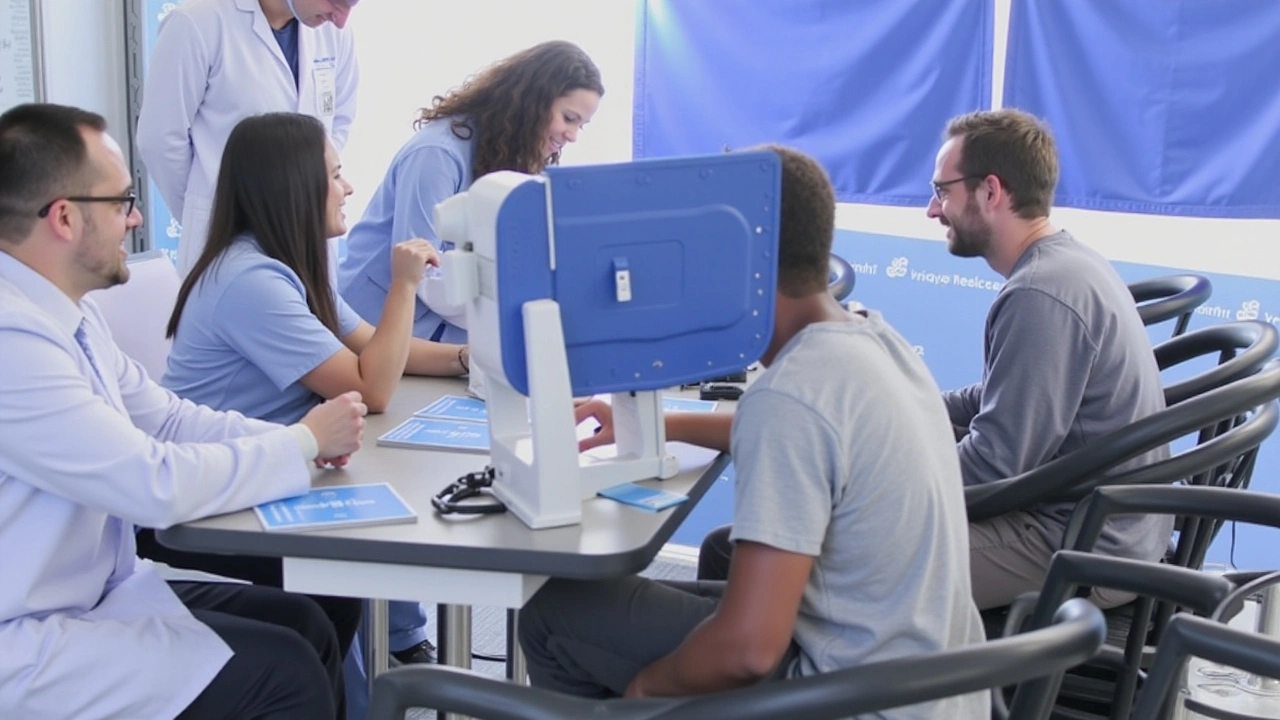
left=928, top=109, right=1170, bottom=609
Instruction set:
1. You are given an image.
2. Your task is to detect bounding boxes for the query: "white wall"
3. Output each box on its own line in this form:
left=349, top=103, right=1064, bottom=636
left=37, top=0, right=129, bottom=150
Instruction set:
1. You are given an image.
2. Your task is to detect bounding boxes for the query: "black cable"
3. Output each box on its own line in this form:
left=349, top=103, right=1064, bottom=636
left=471, top=651, right=507, bottom=663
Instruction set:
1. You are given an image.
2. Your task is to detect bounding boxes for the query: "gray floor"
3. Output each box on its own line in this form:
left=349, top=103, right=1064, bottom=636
left=404, top=555, right=697, bottom=719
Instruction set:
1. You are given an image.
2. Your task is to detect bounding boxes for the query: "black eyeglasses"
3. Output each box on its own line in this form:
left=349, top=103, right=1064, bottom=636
left=931, top=175, right=985, bottom=203
left=37, top=192, right=137, bottom=218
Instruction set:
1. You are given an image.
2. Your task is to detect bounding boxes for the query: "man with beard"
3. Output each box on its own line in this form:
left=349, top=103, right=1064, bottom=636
left=924, top=108, right=1169, bottom=610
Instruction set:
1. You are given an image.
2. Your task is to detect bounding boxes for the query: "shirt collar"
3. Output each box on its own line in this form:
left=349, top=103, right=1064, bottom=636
left=0, top=251, right=86, bottom=335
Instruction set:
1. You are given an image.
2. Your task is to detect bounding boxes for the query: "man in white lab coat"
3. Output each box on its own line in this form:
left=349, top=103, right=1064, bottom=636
left=136, top=0, right=360, bottom=275
left=0, top=102, right=368, bottom=719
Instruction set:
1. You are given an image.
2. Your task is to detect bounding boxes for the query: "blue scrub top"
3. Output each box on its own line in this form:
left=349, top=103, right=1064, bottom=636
left=163, top=235, right=363, bottom=424
left=337, top=118, right=475, bottom=344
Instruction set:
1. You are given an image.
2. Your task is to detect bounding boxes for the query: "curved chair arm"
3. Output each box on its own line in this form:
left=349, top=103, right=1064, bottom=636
left=965, top=364, right=1280, bottom=522
left=1155, top=320, right=1278, bottom=406
left=1025, top=551, right=1236, bottom=631
left=1063, top=486, right=1280, bottom=555
left=370, top=600, right=1106, bottom=720
left=1211, top=569, right=1280, bottom=624
left=1129, top=274, right=1212, bottom=336
left=1131, top=615, right=1280, bottom=720
left=827, top=253, right=856, bottom=303
left=1051, top=400, right=1278, bottom=504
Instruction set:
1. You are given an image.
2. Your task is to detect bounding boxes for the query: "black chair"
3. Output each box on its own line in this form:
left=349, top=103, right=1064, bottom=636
left=965, top=354, right=1280, bottom=524
left=999, top=486, right=1280, bottom=720
left=1131, top=615, right=1280, bottom=720
left=1128, top=274, right=1212, bottom=338
left=368, top=599, right=1106, bottom=720
left=828, top=252, right=855, bottom=303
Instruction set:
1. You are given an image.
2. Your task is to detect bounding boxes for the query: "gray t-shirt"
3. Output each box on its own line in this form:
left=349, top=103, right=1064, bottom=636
left=731, top=312, right=988, bottom=720
left=942, top=231, right=1172, bottom=560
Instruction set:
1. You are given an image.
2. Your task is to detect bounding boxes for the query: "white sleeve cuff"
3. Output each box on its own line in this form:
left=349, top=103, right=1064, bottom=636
left=289, top=423, right=320, bottom=462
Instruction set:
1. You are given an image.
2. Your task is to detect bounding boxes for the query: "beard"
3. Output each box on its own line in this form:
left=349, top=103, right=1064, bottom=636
left=945, top=196, right=993, bottom=258
left=76, top=216, right=131, bottom=290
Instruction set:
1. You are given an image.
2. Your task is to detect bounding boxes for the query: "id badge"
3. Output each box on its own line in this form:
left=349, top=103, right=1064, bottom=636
left=313, top=64, right=336, bottom=119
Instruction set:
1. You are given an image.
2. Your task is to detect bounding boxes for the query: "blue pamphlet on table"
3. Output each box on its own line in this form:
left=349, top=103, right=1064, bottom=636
left=377, top=416, right=490, bottom=452
left=255, top=483, right=417, bottom=532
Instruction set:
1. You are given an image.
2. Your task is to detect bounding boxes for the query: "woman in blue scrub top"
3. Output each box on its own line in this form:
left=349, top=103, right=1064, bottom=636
left=133, top=113, right=468, bottom=695
left=338, top=40, right=604, bottom=345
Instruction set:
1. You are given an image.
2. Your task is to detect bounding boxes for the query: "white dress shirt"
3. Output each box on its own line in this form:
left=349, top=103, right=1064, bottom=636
left=0, top=252, right=313, bottom=719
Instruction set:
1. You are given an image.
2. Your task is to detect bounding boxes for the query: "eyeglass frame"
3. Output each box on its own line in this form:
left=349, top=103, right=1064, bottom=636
left=930, top=175, right=986, bottom=203
left=37, top=192, right=137, bottom=219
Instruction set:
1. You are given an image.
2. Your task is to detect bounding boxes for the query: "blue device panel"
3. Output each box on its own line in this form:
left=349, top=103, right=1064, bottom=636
left=495, top=152, right=781, bottom=396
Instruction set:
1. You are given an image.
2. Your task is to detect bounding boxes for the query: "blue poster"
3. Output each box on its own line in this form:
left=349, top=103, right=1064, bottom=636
left=672, top=230, right=1280, bottom=570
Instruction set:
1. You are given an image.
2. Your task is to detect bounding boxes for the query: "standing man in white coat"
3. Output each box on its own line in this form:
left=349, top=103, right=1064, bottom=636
left=137, top=0, right=359, bottom=275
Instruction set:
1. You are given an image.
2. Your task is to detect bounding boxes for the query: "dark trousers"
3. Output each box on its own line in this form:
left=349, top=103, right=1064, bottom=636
left=172, top=581, right=342, bottom=719
left=518, top=576, right=799, bottom=697
left=136, top=528, right=361, bottom=659
left=696, top=525, right=735, bottom=581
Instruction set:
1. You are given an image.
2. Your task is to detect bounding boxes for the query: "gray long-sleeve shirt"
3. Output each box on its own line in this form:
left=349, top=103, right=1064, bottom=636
left=944, top=231, right=1172, bottom=560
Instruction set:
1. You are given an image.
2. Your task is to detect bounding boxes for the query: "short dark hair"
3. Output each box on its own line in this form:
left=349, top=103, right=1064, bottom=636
left=168, top=113, right=337, bottom=338
left=417, top=40, right=604, bottom=177
left=945, top=109, right=1058, bottom=219
left=0, top=103, right=107, bottom=242
left=759, top=145, right=836, bottom=298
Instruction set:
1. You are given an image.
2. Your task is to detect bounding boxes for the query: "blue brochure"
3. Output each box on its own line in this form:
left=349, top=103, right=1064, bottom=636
left=661, top=397, right=719, bottom=413
left=597, top=482, right=689, bottom=512
left=255, top=483, right=417, bottom=533
left=377, top=416, right=489, bottom=452
left=414, top=395, right=489, bottom=422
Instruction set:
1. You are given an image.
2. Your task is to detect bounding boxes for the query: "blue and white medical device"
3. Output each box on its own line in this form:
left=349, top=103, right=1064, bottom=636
left=436, top=152, right=781, bottom=528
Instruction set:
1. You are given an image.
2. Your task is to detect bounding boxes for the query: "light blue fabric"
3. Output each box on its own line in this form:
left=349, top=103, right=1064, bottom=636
left=162, top=236, right=363, bottom=425
left=1004, top=0, right=1280, bottom=218
left=633, top=0, right=993, bottom=205
left=338, top=118, right=474, bottom=343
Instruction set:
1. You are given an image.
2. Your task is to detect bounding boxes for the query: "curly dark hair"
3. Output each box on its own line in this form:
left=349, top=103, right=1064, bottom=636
left=416, top=41, right=604, bottom=177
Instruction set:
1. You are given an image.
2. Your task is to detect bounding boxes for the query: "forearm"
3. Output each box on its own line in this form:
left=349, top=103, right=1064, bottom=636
left=635, top=616, right=769, bottom=696
left=357, top=281, right=416, bottom=408
left=406, top=341, right=467, bottom=377
left=666, top=413, right=732, bottom=452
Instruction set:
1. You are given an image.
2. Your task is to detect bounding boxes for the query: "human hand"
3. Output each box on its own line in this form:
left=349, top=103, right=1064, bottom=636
left=574, top=398, right=613, bottom=452
left=315, top=453, right=351, bottom=469
left=301, top=391, right=366, bottom=459
left=389, top=239, right=440, bottom=286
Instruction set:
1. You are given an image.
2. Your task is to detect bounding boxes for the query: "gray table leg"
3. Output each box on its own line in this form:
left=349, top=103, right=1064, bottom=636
left=436, top=604, right=473, bottom=720
left=364, top=599, right=389, bottom=700
left=506, top=608, right=527, bottom=684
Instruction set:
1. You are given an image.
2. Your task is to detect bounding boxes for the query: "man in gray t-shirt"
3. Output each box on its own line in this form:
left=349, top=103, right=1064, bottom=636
left=927, top=109, right=1170, bottom=610
left=518, top=147, right=987, bottom=719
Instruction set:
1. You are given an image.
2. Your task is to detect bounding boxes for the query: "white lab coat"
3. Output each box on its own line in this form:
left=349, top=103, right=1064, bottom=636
left=136, top=0, right=358, bottom=275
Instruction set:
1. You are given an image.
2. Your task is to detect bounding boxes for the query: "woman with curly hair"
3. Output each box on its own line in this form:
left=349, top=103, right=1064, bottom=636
left=337, top=40, right=604, bottom=345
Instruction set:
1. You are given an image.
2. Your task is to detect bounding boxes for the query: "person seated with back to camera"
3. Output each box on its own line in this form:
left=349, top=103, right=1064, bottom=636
left=518, top=145, right=988, bottom=719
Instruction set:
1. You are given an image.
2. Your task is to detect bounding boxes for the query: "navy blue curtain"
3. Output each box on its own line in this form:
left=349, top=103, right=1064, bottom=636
left=633, top=0, right=994, bottom=206
left=1004, top=0, right=1280, bottom=219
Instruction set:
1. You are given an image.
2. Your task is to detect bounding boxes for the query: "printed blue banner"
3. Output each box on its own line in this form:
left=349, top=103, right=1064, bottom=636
left=1004, top=0, right=1280, bottom=219
left=633, top=0, right=993, bottom=206
left=672, top=230, right=1280, bottom=570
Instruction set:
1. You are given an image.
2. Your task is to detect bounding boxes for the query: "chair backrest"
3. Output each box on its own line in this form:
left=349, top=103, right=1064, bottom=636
left=964, top=360, right=1280, bottom=523
left=370, top=599, right=1107, bottom=720
left=83, top=251, right=181, bottom=380
left=1154, top=319, right=1278, bottom=407
left=1131, top=614, right=1280, bottom=720
left=1128, top=273, right=1212, bottom=338
left=828, top=253, right=855, bottom=302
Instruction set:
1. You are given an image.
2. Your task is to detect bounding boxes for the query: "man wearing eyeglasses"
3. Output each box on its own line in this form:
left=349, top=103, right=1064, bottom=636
left=924, top=108, right=1170, bottom=611
left=0, top=103, right=368, bottom=719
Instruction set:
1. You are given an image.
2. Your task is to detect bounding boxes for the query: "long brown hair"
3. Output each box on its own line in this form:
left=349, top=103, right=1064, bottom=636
left=416, top=40, right=604, bottom=178
left=167, top=113, right=338, bottom=338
